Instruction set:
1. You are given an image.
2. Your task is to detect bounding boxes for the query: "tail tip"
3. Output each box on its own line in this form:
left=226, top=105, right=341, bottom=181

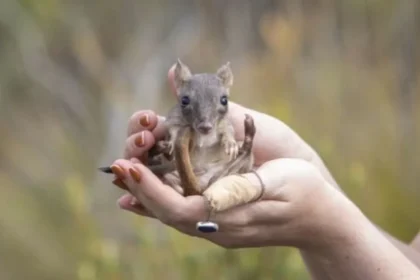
left=98, top=166, right=113, bottom=174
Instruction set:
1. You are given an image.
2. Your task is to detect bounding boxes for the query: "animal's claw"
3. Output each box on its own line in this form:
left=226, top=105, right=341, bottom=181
left=155, top=140, right=175, bottom=161
left=223, top=139, right=239, bottom=161
left=167, top=141, right=174, bottom=155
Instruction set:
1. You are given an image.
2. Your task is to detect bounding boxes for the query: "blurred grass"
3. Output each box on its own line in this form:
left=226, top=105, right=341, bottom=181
left=0, top=0, right=419, bottom=279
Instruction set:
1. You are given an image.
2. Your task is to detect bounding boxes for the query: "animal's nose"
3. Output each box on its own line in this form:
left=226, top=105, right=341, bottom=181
left=197, top=122, right=213, bottom=134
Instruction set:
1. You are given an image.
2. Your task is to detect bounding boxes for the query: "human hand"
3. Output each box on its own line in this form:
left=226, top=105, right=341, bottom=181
left=116, top=63, right=339, bottom=186
left=113, top=155, right=362, bottom=249
left=104, top=63, right=360, bottom=249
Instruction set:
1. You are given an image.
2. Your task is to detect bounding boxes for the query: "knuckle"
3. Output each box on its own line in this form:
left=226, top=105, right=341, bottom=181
left=163, top=210, right=187, bottom=226
left=123, top=136, right=139, bottom=158
left=128, top=111, right=138, bottom=123
left=124, top=136, right=135, bottom=151
left=237, top=214, right=252, bottom=227
left=128, top=111, right=141, bottom=127
left=225, top=215, right=250, bottom=229
left=128, top=109, right=154, bottom=122
left=127, top=110, right=156, bottom=134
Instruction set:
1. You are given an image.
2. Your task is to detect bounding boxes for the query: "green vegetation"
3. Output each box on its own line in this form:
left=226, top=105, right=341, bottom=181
left=0, top=1, right=419, bottom=279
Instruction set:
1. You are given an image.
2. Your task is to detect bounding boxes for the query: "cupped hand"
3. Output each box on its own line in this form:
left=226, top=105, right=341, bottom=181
left=113, top=156, right=359, bottom=249
left=108, top=63, right=353, bottom=249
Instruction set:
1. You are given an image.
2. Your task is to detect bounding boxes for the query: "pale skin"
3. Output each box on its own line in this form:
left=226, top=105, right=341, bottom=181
left=108, top=65, right=420, bottom=279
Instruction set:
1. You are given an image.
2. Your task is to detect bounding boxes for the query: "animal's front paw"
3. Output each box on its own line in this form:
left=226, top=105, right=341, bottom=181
left=223, top=138, right=239, bottom=161
left=155, top=140, right=175, bottom=160
left=154, top=140, right=169, bottom=154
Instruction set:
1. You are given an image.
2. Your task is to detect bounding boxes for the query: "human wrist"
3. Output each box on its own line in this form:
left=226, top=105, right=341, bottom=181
left=299, top=184, right=372, bottom=252
left=300, top=197, right=420, bottom=280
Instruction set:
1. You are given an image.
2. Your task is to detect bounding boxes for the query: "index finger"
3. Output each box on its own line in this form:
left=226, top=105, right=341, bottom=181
left=113, top=159, right=209, bottom=224
left=127, top=110, right=167, bottom=138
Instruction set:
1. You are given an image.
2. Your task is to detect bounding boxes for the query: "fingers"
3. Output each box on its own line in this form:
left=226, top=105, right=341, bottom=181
left=117, top=193, right=156, bottom=219
left=202, top=159, right=296, bottom=226
left=123, top=130, right=155, bottom=159
left=127, top=110, right=158, bottom=136
left=212, top=200, right=290, bottom=227
left=115, top=159, right=182, bottom=208
left=203, top=174, right=263, bottom=212
left=230, top=104, right=313, bottom=164
left=111, top=159, right=208, bottom=224
left=111, top=158, right=304, bottom=248
left=122, top=63, right=179, bottom=160
left=124, top=111, right=168, bottom=160
left=127, top=110, right=167, bottom=139
left=111, top=158, right=224, bottom=236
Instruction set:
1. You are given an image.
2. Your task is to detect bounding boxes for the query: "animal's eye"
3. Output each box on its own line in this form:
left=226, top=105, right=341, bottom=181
left=220, top=95, right=228, bottom=106
left=181, top=96, right=190, bottom=106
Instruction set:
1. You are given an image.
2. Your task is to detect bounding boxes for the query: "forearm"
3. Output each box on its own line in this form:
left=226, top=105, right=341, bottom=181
left=411, top=233, right=420, bottom=252
left=299, top=202, right=420, bottom=280
left=308, top=151, right=420, bottom=268
left=380, top=229, right=420, bottom=267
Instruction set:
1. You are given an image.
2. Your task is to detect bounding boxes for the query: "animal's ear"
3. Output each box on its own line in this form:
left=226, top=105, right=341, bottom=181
left=216, top=62, right=233, bottom=88
left=174, top=59, right=192, bottom=93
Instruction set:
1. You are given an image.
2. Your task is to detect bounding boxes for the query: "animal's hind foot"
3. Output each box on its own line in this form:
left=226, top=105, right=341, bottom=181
left=239, top=114, right=256, bottom=155
left=148, top=140, right=174, bottom=161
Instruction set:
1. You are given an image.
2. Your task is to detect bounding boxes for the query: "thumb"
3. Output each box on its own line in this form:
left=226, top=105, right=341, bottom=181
left=202, top=158, right=310, bottom=213
left=203, top=172, right=264, bottom=212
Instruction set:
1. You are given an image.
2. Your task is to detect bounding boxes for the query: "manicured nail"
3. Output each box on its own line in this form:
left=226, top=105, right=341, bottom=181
left=112, top=178, right=128, bottom=190
left=129, top=168, right=142, bottom=182
left=139, top=114, right=150, bottom=127
left=110, top=165, right=125, bottom=179
left=134, top=131, right=145, bottom=147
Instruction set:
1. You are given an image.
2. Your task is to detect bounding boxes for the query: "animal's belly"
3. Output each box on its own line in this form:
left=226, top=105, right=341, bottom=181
left=190, top=146, right=231, bottom=191
left=164, top=148, right=231, bottom=193
left=191, top=146, right=228, bottom=167
left=166, top=132, right=234, bottom=193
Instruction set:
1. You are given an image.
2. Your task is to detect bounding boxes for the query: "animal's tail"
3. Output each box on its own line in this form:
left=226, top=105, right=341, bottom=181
left=98, top=162, right=176, bottom=177
left=173, top=127, right=201, bottom=196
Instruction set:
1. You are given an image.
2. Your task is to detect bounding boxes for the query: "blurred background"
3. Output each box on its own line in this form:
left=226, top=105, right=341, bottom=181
left=1, top=0, right=419, bottom=279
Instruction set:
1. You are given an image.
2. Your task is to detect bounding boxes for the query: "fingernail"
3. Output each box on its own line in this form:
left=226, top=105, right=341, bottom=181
left=110, top=165, right=125, bottom=179
left=112, top=178, right=128, bottom=190
left=129, top=168, right=142, bottom=182
left=139, top=114, right=150, bottom=127
left=134, top=131, right=145, bottom=147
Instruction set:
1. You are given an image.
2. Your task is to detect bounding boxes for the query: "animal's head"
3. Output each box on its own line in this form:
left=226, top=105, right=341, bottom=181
left=173, top=59, right=233, bottom=135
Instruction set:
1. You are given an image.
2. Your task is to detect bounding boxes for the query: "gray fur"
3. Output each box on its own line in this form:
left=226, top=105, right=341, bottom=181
left=160, top=60, right=254, bottom=194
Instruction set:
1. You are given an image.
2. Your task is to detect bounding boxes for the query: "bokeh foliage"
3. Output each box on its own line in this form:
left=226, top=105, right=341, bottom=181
left=0, top=0, right=419, bottom=279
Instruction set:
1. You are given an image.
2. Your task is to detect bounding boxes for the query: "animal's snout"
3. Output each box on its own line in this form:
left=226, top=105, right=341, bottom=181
left=197, top=122, right=213, bottom=134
